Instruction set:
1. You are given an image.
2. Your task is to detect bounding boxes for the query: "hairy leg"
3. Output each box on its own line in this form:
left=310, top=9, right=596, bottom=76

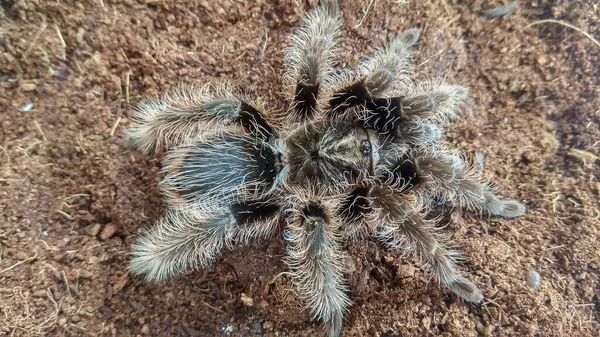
left=357, top=28, right=420, bottom=96
left=338, top=185, right=375, bottom=240
left=331, top=83, right=468, bottom=139
left=326, top=28, right=470, bottom=141
left=394, top=121, right=441, bottom=147
left=372, top=187, right=483, bottom=302
left=284, top=195, right=351, bottom=337
left=283, top=0, right=342, bottom=121
left=126, top=83, right=275, bottom=154
left=129, top=200, right=280, bottom=283
left=414, top=150, right=526, bottom=218
left=329, top=28, right=419, bottom=117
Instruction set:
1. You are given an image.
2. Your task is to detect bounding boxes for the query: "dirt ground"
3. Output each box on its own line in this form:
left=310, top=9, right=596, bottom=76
left=0, top=0, right=599, bottom=336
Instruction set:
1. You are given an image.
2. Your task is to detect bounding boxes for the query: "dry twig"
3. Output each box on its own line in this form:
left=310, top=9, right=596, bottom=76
left=525, top=19, right=600, bottom=49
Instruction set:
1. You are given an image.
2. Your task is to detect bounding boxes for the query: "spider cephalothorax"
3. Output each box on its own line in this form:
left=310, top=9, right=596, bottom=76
left=125, top=1, right=526, bottom=336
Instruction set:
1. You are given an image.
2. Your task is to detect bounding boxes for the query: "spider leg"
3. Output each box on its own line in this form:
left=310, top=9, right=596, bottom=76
left=283, top=0, right=342, bottom=121
left=284, top=196, right=351, bottom=337
left=396, top=82, right=468, bottom=125
left=338, top=185, right=375, bottom=240
left=329, top=28, right=419, bottom=117
left=334, top=83, right=468, bottom=139
left=395, top=121, right=441, bottom=148
left=129, top=199, right=281, bottom=283
left=327, top=28, right=469, bottom=141
left=129, top=130, right=283, bottom=282
left=126, top=83, right=275, bottom=154
left=372, top=188, right=483, bottom=302
left=414, top=151, right=526, bottom=218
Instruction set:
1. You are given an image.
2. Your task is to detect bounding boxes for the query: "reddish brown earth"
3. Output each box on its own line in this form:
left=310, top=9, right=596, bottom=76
left=1, top=1, right=599, bottom=336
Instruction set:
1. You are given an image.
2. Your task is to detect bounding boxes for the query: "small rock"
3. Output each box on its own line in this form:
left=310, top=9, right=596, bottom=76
left=253, top=321, right=264, bottom=335
left=99, top=223, right=117, bottom=241
left=18, top=102, right=33, bottom=112
left=262, top=321, right=273, bottom=330
left=199, top=1, right=213, bottom=11
left=527, top=271, right=540, bottom=291
left=71, top=315, right=81, bottom=323
left=475, top=152, right=485, bottom=169
left=240, top=293, right=254, bottom=307
left=396, top=264, right=415, bottom=278
left=577, top=272, right=587, bottom=280
left=537, top=55, right=548, bottom=66
left=129, top=299, right=145, bottom=313
left=221, top=325, right=234, bottom=335
left=84, top=223, right=102, bottom=237
left=383, top=255, right=395, bottom=264
left=21, top=82, right=37, bottom=91
left=52, top=69, right=69, bottom=80
left=141, top=324, right=149, bottom=334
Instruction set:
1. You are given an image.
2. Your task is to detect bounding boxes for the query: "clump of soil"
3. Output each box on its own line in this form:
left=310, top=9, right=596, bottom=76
left=0, top=1, right=598, bottom=336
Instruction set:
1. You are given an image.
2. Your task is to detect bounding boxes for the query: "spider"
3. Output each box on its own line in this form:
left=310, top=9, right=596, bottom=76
left=125, top=1, right=526, bottom=336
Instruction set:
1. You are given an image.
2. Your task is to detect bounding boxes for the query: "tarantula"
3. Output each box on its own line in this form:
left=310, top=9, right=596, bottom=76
left=125, top=1, right=526, bottom=336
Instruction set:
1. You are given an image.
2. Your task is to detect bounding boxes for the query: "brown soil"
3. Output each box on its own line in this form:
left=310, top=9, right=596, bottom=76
left=1, top=1, right=599, bottom=336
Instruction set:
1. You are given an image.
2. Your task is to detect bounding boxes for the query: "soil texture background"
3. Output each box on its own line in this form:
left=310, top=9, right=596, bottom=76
left=0, top=0, right=599, bottom=336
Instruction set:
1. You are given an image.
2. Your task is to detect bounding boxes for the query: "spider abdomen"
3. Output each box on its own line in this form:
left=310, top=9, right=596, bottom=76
left=160, top=135, right=281, bottom=209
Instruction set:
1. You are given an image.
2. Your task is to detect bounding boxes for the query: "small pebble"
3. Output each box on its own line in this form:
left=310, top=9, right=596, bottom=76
left=483, top=1, right=519, bottom=18
left=396, top=264, right=415, bottom=278
left=84, top=223, right=102, bottom=237
left=18, top=102, right=33, bottom=112
left=99, top=223, right=117, bottom=241
left=21, top=82, right=37, bottom=91
left=221, top=325, right=233, bottom=335
left=52, top=69, right=69, bottom=80
left=577, top=272, right=587, bottom=280
left=527, top=271, right=541, bottom=291
left=253, top=321, right=264, bottom=334
left=240, top=293, right=254, bottom=307
left=262, top=321, right=273, bottom=330
left=475, top=152, right=485, bottom=169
